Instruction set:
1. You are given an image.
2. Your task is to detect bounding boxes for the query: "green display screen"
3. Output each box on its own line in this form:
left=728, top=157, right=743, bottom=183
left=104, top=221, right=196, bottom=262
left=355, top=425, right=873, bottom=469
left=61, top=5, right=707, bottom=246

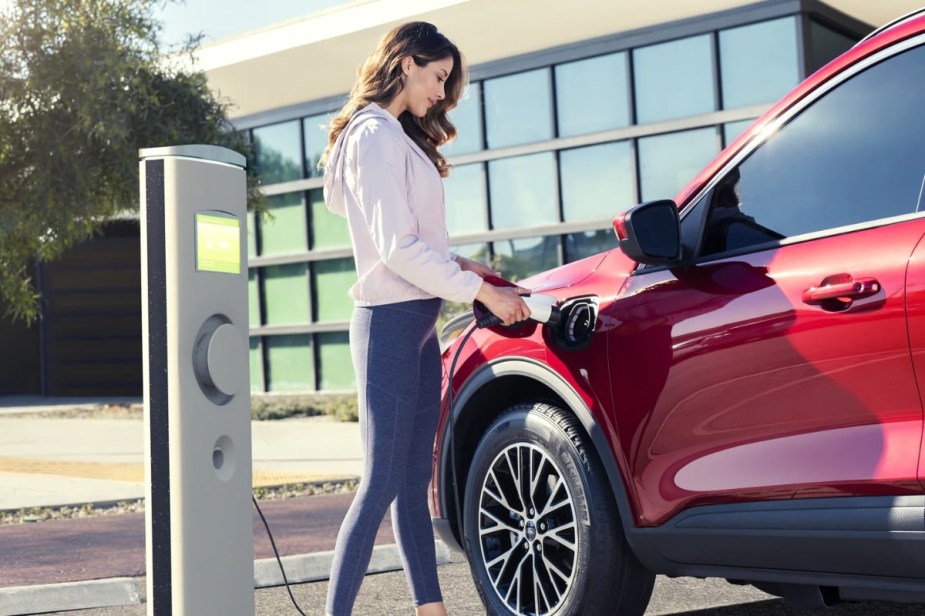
left=196, top=212, right=241, bottom=274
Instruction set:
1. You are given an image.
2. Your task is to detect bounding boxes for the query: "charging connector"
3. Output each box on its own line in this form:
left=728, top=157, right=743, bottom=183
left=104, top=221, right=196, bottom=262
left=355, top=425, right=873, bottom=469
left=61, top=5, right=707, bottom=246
left=474, top=293, right=561, bottom=329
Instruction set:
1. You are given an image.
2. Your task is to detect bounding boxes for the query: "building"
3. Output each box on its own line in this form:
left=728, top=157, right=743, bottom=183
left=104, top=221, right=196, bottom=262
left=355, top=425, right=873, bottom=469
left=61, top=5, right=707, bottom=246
left=1, top=0, right=915, bottom=397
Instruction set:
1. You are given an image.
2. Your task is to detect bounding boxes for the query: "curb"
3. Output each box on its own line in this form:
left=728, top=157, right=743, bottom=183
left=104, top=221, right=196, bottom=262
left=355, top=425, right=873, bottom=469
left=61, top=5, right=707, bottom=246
left=253, top=540, right=460, bottom=588
left=0, top=578, right=139, bottom=616
left=0, top=541, right=463, bottom=615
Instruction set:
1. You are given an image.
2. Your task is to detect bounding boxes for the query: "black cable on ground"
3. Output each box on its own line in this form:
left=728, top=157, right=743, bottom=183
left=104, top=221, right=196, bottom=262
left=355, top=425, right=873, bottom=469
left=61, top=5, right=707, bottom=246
left=252, top=495, right=308, bottom=615
left=251, top=319, right=480, bottom=616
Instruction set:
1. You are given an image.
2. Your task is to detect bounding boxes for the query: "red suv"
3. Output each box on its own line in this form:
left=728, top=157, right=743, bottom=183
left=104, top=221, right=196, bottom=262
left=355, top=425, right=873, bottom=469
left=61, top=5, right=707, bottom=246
left=432, top=10, right=925, bottom=616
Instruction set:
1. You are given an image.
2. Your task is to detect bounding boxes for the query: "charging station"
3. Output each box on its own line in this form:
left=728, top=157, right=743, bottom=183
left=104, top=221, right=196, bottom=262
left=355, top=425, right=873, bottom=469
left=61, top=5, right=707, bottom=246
left=140, top=145, right=254, bottom=615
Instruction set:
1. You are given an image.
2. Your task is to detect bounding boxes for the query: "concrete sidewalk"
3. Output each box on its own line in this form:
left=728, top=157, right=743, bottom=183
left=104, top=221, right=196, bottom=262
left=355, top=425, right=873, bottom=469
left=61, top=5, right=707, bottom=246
left=0, top=397, right=364, bottom=510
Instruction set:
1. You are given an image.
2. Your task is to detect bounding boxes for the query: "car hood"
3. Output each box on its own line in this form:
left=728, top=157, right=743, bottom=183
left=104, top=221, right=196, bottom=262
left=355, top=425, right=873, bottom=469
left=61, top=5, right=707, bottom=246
left=518, top=249, right=632, bottom=294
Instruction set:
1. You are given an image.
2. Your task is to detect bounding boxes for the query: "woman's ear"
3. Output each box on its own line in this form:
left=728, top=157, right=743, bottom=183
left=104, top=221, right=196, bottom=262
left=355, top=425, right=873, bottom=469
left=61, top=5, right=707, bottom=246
left=403, top=56, right=413, bottom=75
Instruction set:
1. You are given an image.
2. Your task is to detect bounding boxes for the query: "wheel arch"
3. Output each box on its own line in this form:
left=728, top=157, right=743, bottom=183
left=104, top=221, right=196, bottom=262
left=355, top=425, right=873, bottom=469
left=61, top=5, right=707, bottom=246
left=438, top=356, right=638, bottom=547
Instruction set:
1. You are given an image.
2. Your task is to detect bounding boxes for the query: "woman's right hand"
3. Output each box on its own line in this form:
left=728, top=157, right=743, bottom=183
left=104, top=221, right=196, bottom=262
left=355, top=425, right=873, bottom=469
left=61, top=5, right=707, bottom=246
left=475, top=282, right=531, bottom=326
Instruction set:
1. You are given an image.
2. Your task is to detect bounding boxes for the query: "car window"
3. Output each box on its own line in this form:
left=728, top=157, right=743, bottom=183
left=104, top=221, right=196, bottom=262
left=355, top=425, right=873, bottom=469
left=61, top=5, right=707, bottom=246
left=698, top=42, right=925, bottom=259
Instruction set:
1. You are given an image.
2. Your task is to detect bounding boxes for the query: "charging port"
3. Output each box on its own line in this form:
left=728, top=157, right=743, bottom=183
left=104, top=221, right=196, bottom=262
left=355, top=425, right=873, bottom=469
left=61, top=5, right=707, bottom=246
left=548, top=297, right=599, bottom=351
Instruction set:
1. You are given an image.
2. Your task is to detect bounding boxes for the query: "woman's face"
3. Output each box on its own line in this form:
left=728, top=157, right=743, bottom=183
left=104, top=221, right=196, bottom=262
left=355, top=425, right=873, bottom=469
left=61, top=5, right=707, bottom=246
left=402, top=56, right=453, bottom=118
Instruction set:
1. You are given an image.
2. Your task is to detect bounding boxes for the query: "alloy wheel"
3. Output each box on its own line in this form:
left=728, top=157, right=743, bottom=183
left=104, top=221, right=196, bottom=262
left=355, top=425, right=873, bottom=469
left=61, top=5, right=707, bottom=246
left=476, top=442, right=578, bottom=615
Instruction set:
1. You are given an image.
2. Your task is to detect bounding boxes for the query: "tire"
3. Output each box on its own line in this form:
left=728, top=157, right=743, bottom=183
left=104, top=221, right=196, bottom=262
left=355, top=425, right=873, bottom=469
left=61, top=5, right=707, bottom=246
left=462, top=402, right=654, bottom=616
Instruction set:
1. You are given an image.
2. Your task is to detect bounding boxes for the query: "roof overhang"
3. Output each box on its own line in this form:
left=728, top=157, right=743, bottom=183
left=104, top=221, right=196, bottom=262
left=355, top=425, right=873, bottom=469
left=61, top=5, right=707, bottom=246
left=185, top=0, right=922, bottom=120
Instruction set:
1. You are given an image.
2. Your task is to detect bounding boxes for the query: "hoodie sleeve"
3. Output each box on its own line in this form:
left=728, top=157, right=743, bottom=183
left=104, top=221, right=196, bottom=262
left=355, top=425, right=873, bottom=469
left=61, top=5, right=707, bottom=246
left=352, top=124, right=483, bottom=304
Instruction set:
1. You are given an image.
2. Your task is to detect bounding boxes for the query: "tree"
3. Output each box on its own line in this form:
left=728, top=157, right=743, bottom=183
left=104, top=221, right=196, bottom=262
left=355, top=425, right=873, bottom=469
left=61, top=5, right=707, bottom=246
left=0, top=0, right=263, bottom=322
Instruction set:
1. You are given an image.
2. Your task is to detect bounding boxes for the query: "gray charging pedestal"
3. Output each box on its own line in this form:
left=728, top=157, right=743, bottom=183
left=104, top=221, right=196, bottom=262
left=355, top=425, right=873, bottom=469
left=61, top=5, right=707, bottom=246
left=140, top=145, right=254, bottom=615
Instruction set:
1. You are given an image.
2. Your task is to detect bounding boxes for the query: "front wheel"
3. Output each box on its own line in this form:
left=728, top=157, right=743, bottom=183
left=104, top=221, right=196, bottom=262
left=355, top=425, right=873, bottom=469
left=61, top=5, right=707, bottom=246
left=463, top=401, right=654, bottom=616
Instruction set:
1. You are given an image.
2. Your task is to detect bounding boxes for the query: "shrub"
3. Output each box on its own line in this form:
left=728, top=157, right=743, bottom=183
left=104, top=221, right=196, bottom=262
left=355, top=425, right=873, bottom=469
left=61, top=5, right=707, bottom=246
left=250, top=393, right=358, bottom=422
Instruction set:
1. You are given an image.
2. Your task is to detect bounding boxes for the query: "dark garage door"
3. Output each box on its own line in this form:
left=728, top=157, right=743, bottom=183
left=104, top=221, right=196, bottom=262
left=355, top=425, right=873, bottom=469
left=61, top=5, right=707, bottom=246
left=43, top=221, right=142, bottom=396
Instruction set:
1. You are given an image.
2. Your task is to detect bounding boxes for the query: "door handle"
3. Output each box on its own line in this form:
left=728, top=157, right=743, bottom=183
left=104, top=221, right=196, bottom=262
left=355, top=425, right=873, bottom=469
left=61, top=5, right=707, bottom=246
left=802, top=275, right=880, bottom=306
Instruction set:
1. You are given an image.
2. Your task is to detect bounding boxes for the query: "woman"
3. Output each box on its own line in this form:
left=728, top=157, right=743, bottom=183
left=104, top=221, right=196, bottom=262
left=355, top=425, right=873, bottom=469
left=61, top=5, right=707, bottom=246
left=319, top=21, right=529, bottom=616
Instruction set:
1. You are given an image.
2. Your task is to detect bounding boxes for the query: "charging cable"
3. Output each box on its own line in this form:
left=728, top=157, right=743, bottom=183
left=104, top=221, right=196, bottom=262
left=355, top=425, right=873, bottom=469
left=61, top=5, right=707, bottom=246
left=253, top=495, right=308, bottom=615
left=448, top=294, right=560, bottom=554
left=249, top=317, right=476, bottom=616
left=250, top=310, right=493, bottom=616
left=446, top=321, right=480, bottom=559
left=250, top=322, right=476, bottom=616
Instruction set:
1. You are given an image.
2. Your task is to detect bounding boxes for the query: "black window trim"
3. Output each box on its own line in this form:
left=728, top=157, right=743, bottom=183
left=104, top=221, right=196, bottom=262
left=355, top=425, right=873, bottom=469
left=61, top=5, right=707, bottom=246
left=692, top=211, right=925, bottom=266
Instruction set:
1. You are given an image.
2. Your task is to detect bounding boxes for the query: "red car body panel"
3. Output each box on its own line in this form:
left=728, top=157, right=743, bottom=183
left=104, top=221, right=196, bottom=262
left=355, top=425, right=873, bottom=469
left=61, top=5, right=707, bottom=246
left=607, top=220, right=925, bottom=525
left=434, top=15, right=925, bottom=530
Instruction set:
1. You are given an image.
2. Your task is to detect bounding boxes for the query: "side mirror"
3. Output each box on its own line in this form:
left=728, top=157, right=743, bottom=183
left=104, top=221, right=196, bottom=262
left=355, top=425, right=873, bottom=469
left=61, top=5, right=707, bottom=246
left=612, top=199, right=681, bottom=265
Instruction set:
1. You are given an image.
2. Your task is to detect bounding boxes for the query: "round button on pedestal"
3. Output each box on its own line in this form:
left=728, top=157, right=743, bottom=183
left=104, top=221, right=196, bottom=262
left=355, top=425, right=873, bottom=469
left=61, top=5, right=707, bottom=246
left=192, top=316, right=246, bottom=404
left=207, top=324, right=246, bottom=397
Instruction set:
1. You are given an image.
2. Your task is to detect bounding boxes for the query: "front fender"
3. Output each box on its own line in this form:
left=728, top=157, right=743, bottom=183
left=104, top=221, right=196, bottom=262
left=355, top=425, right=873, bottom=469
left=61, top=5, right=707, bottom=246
left=436, top=356, right=640, bottom=549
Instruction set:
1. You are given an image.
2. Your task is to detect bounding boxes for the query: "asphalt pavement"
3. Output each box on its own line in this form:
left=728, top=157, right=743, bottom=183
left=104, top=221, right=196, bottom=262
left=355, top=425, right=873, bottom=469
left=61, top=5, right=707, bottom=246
left=42, top=566, right=925, bottom=616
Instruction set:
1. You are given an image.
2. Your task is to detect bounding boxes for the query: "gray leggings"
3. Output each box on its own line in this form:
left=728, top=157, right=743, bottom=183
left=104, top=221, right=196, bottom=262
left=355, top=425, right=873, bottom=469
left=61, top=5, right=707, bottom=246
left=326, top=298, right=444, bottom=615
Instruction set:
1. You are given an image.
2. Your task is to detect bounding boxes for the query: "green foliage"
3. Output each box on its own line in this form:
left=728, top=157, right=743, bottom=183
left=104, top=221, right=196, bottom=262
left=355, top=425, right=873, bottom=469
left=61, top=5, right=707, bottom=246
left=251, top=393, right=359, bottom=422
left=493, top=252, right=534, bottom=283
left=0, top=0, right=265, bottom=322
left=252, top=138, right=302, bottom=184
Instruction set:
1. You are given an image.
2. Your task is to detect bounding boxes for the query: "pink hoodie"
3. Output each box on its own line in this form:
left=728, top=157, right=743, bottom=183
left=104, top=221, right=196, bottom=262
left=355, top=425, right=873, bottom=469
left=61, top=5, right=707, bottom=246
left=323, top=103, right=483, bottom=306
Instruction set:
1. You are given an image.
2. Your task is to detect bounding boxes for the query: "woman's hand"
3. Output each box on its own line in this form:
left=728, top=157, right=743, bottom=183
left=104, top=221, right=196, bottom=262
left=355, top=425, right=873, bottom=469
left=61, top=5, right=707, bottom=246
left=455, top=255, right=499, bottom=279
left=475, top=282, right=531, bottom=326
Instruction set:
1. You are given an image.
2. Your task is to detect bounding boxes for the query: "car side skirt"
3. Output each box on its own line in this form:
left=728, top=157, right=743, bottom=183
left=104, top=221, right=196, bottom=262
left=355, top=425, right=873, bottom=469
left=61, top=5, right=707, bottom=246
left=628, top=494, right=925, bottom=605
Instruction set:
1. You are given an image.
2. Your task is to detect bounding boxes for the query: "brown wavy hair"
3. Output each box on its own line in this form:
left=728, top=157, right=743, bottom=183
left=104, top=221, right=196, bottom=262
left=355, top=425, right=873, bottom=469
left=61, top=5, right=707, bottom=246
left=318, top=22, right=467, bottom=178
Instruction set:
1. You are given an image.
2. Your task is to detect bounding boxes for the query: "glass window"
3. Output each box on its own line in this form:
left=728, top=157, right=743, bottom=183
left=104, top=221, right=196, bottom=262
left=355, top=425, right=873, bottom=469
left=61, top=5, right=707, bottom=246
left=259, top=193, right=307, bottom=256
left=565, top=230, right=618, bottom=263
left=638, top=128, right=720, bottom=202
left=484, top=69, right=554, bottom=148
left=720, top=18, right=800, bottom=109
left=263, top=264, right=310, bottom=325
left=266, top=335, right=314, bottom=392
left=634, top=35, right=717, bottom=124
left=253, top=121, right=302, bottom=184
left=556, top=52, right=630, bottom=136
left=488, top=153, right=558, bottom=230
left=309, top=189, right=350, bottom=249
left=303, top=112, right=335, bottom=178
left=809, top=21, right=858, bottom=74
left=723, top=119, right=755, bottom=147
left=443, top=81, right=483, bottom=156
left=493, top=236, right=560, bottom=282
left=699, top=44, right=925, bottom=257
left=560, top=141, right=635, bottom=222
left=318, top=332, right=354, bottom=390
left=444, top=163, right=488, bottom=235
left=249, top=337, right=264, bottom=392
left=313, top=258, right=355, bottom=322
left=248, top=270, right=261, bottom=328
left=451, top=242, right=490, bottom=262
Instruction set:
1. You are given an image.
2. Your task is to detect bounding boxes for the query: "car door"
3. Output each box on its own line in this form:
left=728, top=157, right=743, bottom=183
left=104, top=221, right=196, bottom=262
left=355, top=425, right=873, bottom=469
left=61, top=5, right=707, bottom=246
left=606, top=37, right=925, bottom=527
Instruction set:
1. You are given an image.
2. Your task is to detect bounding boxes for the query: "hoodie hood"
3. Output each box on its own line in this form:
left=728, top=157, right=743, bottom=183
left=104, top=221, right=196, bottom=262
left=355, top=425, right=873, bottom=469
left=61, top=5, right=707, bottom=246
left=322, top=103, right=402, bottom=218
